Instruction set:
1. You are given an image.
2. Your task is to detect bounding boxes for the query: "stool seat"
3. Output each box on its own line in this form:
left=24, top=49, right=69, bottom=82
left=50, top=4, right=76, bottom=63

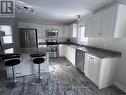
left=4, top=54, right=21, bottom=84
left=5, top=59, right=20, bottom=66
left=3, top=54, right=21, bottom=60
left=33, top=58, right=45, bottom=64
left=30, top=53, right=45, bottom=57
left=30, top=53, right=46, bottom=82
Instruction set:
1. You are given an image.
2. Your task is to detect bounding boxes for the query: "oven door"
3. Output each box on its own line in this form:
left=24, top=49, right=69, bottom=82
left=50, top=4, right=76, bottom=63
left=48, top=45, right=59, bottom=57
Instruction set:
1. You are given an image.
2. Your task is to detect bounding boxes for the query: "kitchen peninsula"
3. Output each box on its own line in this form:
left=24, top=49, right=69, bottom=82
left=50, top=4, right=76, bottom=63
left=1, top=47, right=50, bottom=78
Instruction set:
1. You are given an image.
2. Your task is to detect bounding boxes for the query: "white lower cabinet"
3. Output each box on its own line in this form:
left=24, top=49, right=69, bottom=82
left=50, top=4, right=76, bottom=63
left=66, top=46, right=76, bottom=66
left=59, top=45, right=65, bottom=57
left=59, top=45, right=76, bottom=66
left=84, top=53, right=119, bottom=89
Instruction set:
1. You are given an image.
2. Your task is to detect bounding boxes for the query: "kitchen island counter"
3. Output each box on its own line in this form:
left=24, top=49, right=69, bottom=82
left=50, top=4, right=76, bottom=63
left=0, top=47, right=51, bottom=55
left=1, top=47, right=50, bottom=78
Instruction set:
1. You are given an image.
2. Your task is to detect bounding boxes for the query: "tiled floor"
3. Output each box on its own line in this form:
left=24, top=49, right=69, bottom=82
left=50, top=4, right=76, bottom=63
left=0, top=57, right=125, bottom=95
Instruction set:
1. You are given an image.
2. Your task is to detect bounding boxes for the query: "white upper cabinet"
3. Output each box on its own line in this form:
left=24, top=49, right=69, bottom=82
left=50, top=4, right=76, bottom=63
left=101, top=5, right=117, bottom=37
left=69, top=23, right=77, bottom=37
left=85, top=4, right=126, bottom=38
left=63, top=26, right=69, bottom=37
left=114, top=4, right=126, bottom=37
left=85, top=12, right=102, bottom=37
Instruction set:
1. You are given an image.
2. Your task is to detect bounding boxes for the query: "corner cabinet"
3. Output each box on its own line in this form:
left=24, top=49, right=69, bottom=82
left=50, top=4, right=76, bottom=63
left=85, top=4, right=126, bottom=38
left=66, top=46, right=76, bottom=66
left=61, top=45, right=76, bottom=66
left=59, top=45, right=65, bottom=57
left=84, top=53, right=120, bottom=89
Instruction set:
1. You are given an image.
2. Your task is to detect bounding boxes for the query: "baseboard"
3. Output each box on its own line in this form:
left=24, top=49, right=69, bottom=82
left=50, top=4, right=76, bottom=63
left=114, top=81, right=126, bottom=93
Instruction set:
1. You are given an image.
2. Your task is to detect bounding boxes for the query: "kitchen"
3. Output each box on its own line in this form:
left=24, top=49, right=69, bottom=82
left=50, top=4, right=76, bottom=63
left=0, top=0, right=126, bottom=95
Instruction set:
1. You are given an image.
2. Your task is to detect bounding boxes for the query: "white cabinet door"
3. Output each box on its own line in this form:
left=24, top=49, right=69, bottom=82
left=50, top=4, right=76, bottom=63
left=84, top=53, right=101, bottom=85
left=66, top=46, right=71, bottom=61
left=114, top=4, right=126, bottom=38
left=69, top=48, right=76, bottom=66
left=84, top=53, right=120, bottom=89
left=85, top=12, right=102, bottom=37
left=92, top=58, right=101, bottom=86
left=59, top=45, right=65, bottom=57
left=84, top=53, right=90, bottom=77
left=63, top=26, right=69, bottom=37
left=64, top=45, right=67, bottom=58
left=69, top=24, right=73, bottom=37
left=84, top=54, right=93, bottom=79
left=85, top=16, right=93, bottom=37
left=65, top=46, right=76, bottom=66
left=102, top=5, right=117, bottom=37
left=69, top=24, right=77, bottom=37
left=72, top=24, right=77, bottom=37
left=88, top=56, right=94, bottom=81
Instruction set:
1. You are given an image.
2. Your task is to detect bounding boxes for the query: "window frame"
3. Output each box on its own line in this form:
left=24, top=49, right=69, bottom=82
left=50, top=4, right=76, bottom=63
left=78, top=26, right=88, bottom=45
left=0, top=25, right=13, bottom=44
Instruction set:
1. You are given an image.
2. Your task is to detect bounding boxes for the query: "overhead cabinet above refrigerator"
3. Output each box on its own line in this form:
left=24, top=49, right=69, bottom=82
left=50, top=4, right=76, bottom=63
left=19, top=28, right=38, bottom=48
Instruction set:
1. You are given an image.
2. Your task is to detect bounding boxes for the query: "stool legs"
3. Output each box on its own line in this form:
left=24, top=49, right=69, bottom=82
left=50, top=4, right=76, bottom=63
left=12, top=66, right=16, bottom=82
left=38, top=64, right=41, bottom=80
left=33, top=64, right=41, bottom=83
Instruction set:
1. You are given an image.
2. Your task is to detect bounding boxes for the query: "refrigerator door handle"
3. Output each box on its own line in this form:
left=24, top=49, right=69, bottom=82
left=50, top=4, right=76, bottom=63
left=27, top=32, right=30, bottom=42
left=24, top=32, right=27, bottom=47
left=27, top=32, right=29, bottom=47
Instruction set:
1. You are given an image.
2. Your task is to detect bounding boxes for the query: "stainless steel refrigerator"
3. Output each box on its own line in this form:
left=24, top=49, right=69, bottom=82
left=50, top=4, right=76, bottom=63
left=19, top=28, right=38, bottom=48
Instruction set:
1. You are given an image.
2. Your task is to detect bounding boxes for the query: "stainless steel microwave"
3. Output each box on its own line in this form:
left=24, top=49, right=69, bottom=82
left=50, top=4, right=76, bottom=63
left=46, top=29, right=58, bottom=37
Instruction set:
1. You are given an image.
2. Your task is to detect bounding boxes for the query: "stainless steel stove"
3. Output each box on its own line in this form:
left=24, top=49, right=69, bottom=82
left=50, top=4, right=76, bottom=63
left=46, top=39, right=59, bottom=58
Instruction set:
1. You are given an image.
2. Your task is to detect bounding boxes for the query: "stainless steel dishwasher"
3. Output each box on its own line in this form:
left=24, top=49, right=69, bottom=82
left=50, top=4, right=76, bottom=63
left=75, top=49, right=85, bottom=73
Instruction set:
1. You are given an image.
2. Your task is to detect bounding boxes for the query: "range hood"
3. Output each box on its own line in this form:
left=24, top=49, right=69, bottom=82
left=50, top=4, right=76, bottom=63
left=0, top=31, right=5, bottom=37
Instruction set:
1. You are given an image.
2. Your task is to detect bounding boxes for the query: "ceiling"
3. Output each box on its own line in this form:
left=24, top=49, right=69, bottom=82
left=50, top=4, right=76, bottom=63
left=15, top=0, right=115, bottom=24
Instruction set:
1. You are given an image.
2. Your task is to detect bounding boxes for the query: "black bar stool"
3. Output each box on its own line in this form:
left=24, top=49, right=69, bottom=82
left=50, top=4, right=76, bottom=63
left=30, top=53, right=45, bottom=82
left=3, top=54, right=22, bottom=83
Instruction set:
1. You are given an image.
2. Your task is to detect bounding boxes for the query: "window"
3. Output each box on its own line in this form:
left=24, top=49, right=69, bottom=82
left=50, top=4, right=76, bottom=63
left=0, top=25, right=13, bottom=43
left=79, top=26, right=88, bottom=44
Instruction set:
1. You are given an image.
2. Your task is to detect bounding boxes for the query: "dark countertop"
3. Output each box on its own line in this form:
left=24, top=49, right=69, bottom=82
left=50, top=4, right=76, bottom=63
left=0, top=47, right=51, bottom=55
left=61, top=44, right=121, bottom=58
left=38, top=42, right=121, bottom=58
